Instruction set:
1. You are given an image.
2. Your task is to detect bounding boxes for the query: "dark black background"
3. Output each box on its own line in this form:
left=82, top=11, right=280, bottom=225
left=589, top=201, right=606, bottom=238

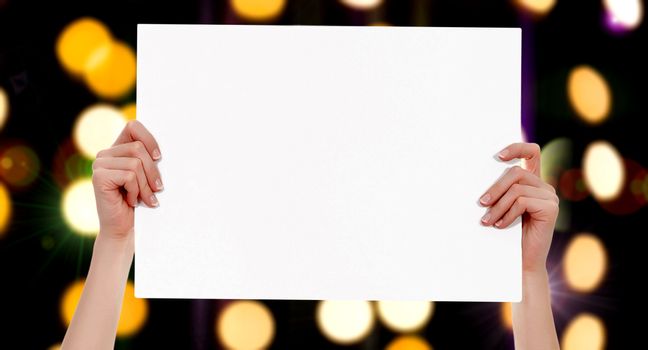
left=1, top=0, right=645, bottom=348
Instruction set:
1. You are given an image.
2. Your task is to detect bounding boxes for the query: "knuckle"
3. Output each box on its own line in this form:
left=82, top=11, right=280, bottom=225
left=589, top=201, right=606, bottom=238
left=95, top=150, right=106, bottom=158
left=514, top=196, right=526, bottom=208
left=132, top=140, right=145, bottom=154
left=510, top=183, right=521, bottom=195
left=125, top=171, right=136, bottom=183
left=126, top=120, right=139, bottom=131
left=530, top=142, right=541, bottom=155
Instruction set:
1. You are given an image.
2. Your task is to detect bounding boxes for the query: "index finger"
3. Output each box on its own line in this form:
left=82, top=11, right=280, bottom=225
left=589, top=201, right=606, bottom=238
left=113, top=120, right=161, bottom=160
left=497, top=142, right=541, bottom=177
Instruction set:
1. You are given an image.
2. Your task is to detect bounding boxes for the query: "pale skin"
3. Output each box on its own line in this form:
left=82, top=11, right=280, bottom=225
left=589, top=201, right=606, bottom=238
left=61, top=121, right=560, bottom=350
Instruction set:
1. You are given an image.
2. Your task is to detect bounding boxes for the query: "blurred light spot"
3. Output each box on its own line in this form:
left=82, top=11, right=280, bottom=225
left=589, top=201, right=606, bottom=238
left=515, top=0, right=556, bottom=15
left=216, top=300, right=275, bottom=349
left=386, top=335, right=433, bottom=350
left=316, top=301, right=374, bottom=345
left=604, top=0, right=643, bottom=30
left=230, top=0, right=286, bottom=22
left=121, top=103, right=137, bottom=120
left=501, top=302, right=513, bottom=329
left=48, top=344, right=61, bottom=350
left=56, top=17, right=112, bottom=76
left=376, top=301, right=434, bottom=333
left=340, top=0, right=383, bottom=10
left=567, top=66, right=611, bottom=125
left=52, top=139, right=93, bottom=188
left=561, top=313, right=606, bottom=350
left=540, top=137, right=573, bottom=188
left=370, top=21, right=391, bottom=26
left=582, top=140, right=624, bottom=201
left=61, top=280, right=148, bottom=337
left=84, top=40, right=136, bottom=99
left=559, top=169, right=589, bottom=201
left=62, top=178, right=99, bottom=235
left=73, top=104, right=127, bottom=159
left=564, top=233, right=607, bottom=292
left=0, top=86, right=8, bottom=130
left=599, top=159, right=646, bottom=215
left=0, top=145, right=40, bottom=187
left=0, top=182, right=11, bottom=236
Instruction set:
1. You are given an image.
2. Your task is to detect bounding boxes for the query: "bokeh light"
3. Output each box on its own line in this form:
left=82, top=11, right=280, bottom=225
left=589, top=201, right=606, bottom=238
left=84, top=40, right=137, bottom=99
left=604, top=0, right=644, bottom=30
left=230, top=0, right=287, bottom=22
left=52, top=139, right=94, bottom=189
left=563, top=233, right=607, bottom=292
left=501, top=302, right=513, bottom=329
left=385, top=335, right=433, bottom=350
left=0, top=86, right=8, bottom=130
left=561, top=313, right=606, bottom=350
left=514, top=0, right=556, bottom=16
left=61, top=280, right=148, bottom=337
left=56, top=17, right=113, bottom=76
left=0, top=182, right=11, bottom=236
left=340, top=0, right=383, bottom=10
left=582, top=140, right=625, bottom=201
left=73, top=104, right=127, bottom=159
left=61, top=178, right=99, bottom=236
left=316, top=301, right=375, bottom=345
left=540, top=137, right=573, bottom=187
left=559, top=169, right=589, bottom=201
left=376, top=301, right=434, bottom=333
left=0, top=144, right=40, bottom=188
left=216, top=300, right=275, bottom=350
left=567, top=65, right=612, bottom=125
left=121, top=103, right=137, bottom=120
left=599, top=158, right=646, bottom=215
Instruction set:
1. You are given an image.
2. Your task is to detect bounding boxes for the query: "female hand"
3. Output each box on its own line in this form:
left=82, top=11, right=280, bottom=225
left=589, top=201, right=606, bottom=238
left=479, top=142, right=559, bottom=273
left=92, top=120, right=163, bottom=241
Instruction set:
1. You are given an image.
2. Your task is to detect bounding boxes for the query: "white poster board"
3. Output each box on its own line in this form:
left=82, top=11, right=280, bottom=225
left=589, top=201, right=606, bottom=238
left=135, top=25, right=522, bottom=301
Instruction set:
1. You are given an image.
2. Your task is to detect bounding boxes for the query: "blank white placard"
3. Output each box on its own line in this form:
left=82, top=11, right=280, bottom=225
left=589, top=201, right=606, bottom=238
left=135, top=25, right=522, bottom=301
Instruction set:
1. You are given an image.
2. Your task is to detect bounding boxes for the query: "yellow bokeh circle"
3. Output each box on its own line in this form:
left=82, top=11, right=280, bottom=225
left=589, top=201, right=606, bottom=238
left=0, top=86, right=8, bottom=130
left=376, top=301, right=434, bottom=333
left=567, top=65, right=612, bottom=125
left=84, top=40, right=137, bottom=99
left=56, top=17, right=113, bottom=76
left=582, top=140, right=625, bottom=202
left=121, top=103, right=137, bottom=121
left=0, top=182, right=11, bottom=236
left=561, top=313, right=606, bottom=350
left=386, top=335, right=433, bottom=350
left=73, top=104, right=127, bottom=159
left=216, top=300, right=275, bottom=349
left=563, top=233, right=607, bottom=292
left=316, top=300, right=375, bottom=345
left=61, top=178, right=99, bottom=236
left=230, top=0, right=286, bottom=22
left=515, top=0, right=556, bottom=15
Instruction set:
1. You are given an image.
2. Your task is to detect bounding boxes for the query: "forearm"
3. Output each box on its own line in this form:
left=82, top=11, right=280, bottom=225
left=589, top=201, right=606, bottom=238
left=512, top=269, right=560, bottom=350
left=61, top=231, right=134, bottom=350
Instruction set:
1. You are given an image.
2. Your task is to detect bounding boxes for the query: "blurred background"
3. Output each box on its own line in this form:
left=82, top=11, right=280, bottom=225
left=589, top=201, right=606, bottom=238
left=0, top=0, right=646, bottom=349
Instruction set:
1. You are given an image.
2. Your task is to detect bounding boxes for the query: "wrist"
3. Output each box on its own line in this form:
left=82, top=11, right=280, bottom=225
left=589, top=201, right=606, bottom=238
left=95, top=229, right=134, bottom=254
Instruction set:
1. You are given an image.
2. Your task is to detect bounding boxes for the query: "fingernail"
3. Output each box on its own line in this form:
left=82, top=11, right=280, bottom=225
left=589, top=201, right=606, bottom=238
left=498, top=149, right=509, bottom=159
left=481, top=212, right=491, bottom=224
left=155, top=178, right=164, bottom=190
left=152, top=149, right=161, bottom=160
left=150, top=194, right=159, bottom=207
left=495, top=219, right=503, bottom=227
left=480, top=193, right=491, bottom=205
